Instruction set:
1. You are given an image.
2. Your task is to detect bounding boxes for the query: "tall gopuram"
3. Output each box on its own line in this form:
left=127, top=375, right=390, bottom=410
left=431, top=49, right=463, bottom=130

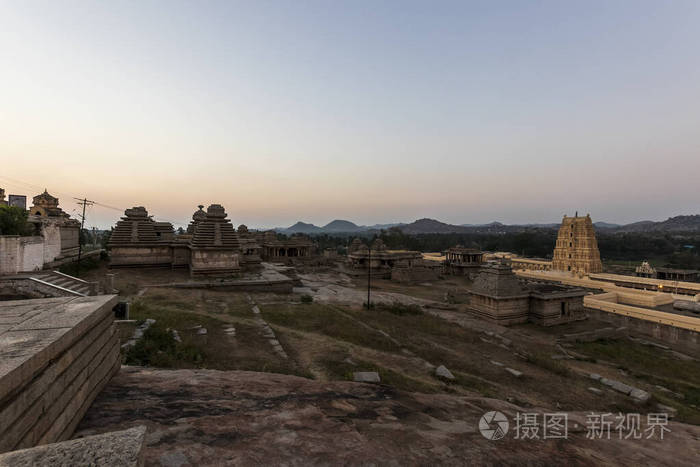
left=552, top=213, right=603, bottom=274
left=189, top=204, right=241, bottom=277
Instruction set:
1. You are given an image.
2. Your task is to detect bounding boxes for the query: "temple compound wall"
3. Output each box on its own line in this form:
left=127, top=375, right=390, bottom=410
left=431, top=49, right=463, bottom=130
left=552, top=213, right=603, bottom=274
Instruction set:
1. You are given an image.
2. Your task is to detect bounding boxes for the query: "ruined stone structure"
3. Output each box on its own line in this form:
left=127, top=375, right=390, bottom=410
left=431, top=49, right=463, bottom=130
left=237, top=224, right=262, bottom=267
left=552, top=214, right=603, bottom=274
left=109, top=204, right=248, bottom=277
left=635, top=261, right=656, bottom=278
left=346, top=239, right=438, bottom=282
left=189, top=204, right=240, bottom=277
left=466, top=262, right=586, bottom=326
left=108, top=207, right=176, bottom=268
left=257, top=231, right=315, bottom=263
left=443, top=246, right=484, bottom=277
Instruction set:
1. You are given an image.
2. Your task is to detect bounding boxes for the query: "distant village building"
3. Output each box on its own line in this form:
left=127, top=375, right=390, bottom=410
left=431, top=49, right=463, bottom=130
left=552, top=214, right=603, bottom=274
left=0, top=188, right=6, bottom=206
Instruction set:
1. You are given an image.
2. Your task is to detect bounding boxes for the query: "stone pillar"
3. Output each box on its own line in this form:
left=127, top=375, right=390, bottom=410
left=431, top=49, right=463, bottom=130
left=106, top=273, right=116, bottom=293
left=88, top=281, right=99, bottom=296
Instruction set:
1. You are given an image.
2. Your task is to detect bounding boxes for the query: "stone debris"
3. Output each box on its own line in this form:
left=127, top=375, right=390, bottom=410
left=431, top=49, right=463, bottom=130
left=597, top=377, right=650, bottom=402
left=435, top=365, right=455, bottom=380
left=159, top=450, right=190, bottom=467
left=122, top=318, right=156, bottom=349
left=490, top=360, right=504, bottom=367
left=0, top=426, right=147, bottom=467
left=169, top=328, right=182, bottom=343
left=223, top=327, right=236, bottom=337
left=629, top=388, right=651, bottom=403
left=247, top=301, right=288, bottom=359
left=589, top=373, right=602, bottom=381
left=196, top=327, right=207, bottom=335
left=353, top=372, right=381, bottom=383
left=505, top=368, right=523, bottom=378
left=588, top=387, right=603, bottom=395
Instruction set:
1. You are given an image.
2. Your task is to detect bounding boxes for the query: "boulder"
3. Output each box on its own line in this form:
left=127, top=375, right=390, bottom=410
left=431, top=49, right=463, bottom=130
left=435, top=365, right=455, bottom=380
left=353, top=372, right=381, bottom=383
left=505, top=368, right=523, bottom=378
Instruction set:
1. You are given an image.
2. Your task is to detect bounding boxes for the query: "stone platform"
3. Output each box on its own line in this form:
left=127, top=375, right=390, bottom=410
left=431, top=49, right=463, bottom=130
left=0, top=295, right=120, bottom=453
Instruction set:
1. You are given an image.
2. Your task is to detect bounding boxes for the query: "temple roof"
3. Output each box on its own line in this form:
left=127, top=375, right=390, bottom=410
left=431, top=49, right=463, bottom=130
left=469, top=263, right=529, bottom=299
left=191, top=204, right=240, bottom=249
left=108, top=206, right=171, bottom=245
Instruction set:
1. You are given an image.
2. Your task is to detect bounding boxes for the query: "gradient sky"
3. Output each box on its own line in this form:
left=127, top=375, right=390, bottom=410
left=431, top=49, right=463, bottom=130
left=1, top=1, right=699, bottom=229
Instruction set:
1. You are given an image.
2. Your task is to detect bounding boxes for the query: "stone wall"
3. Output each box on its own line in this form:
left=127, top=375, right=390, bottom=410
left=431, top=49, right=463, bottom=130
left=0, top=236, right=44, bottom=275
left=0, top=295, right=120, bottom=453
left=585, top=308, right=698, bottom=354
left=467, top=295, right=529, bottom=325
left=109, top=245, right=174, bottom=267
left=190, top=250, right=240, bottom=277
left=528, top=295, right=586, bottom=326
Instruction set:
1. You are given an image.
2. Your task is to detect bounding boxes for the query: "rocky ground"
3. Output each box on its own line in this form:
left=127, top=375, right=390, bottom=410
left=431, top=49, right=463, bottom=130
left=76, top=367, right=700, bottom=466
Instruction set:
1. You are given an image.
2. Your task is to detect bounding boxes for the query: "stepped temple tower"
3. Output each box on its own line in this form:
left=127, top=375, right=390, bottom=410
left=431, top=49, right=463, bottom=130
left=189, top=204, right=241, bottom=277
left=552, top=213, right=603, bottom=274
left=108, top=207, right=175, bottom=267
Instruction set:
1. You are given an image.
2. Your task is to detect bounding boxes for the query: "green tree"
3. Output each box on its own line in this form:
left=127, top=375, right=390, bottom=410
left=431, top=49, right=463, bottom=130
left=0, top=205, right=32, bottom=236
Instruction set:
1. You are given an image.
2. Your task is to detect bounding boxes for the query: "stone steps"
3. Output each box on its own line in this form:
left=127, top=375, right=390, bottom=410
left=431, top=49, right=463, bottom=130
left=29, top=271, right=91, bottom=296
left=0, top=295, right=120, bottom=454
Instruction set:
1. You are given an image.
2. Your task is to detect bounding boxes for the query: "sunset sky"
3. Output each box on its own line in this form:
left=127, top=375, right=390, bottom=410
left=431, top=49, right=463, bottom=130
left=1, top=1, right=699, bottom=229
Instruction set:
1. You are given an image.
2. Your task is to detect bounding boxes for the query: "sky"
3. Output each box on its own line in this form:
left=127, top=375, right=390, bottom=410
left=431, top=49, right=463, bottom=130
left=1, top=0, right=699, bottom=230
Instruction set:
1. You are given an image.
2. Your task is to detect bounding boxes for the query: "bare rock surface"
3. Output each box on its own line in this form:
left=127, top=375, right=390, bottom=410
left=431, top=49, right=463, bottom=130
left=75, top=367, right=700, bottom=466
left=0, top=426, right=146, bottom=467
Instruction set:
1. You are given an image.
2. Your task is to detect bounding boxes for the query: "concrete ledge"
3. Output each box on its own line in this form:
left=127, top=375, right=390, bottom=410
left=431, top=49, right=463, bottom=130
left=0, top=426, right=146, bottom=467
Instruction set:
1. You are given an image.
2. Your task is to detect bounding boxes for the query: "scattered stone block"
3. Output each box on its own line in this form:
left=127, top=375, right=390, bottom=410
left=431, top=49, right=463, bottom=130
left=505, top=368, right=523, bottom=378
left=588, top=387, right=603, bottom=395
left=589, top=373, right=602, bottom=381
left=353, top=372, right=380, bottom=383
left=435, top=365, right=455, bottom=380
left=490, top=360, right=504, bottom=367
left=629, top=388, right=650, bottom=402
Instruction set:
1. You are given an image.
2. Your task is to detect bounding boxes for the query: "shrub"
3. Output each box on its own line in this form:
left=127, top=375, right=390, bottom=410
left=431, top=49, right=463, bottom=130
left=300, top=294, right=313, bottom=304
left=376, top=302, right=423, bottom=316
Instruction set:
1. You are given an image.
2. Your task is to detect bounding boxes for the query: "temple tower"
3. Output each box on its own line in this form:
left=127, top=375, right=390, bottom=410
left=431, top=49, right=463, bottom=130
left=552, top=214, right=603, bottom=274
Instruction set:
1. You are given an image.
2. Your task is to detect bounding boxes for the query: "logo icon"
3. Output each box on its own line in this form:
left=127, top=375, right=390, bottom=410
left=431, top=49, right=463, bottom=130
left=479, top=411, right=509, bottom=440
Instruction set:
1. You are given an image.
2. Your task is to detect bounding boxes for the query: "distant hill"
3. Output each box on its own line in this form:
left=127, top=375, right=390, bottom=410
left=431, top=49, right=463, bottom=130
left=322, top=220, right=363, bottom=232
left=283, top=221, right=324, bottom=234
left=274, top=214, right=700, bottom=235
left=400, top=218, right=469, bottom=234
left=614, top=215, right=700, bottom=233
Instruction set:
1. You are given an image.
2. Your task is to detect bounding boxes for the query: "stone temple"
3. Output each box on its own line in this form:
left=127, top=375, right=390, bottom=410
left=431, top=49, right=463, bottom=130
left=552, top=213, right=603, bottom=274
left=108, top=204, right=319, bottom=277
